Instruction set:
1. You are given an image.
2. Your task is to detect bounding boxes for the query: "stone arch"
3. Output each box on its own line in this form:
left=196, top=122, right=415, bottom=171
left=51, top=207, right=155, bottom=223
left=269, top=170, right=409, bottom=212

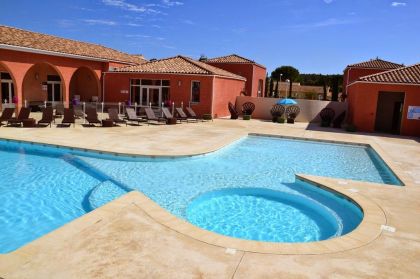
left=69, top=66, right=101, bottom=103
left=0, top=61, right=18, bottom=106
left=22, top=62, right=66, bottom=109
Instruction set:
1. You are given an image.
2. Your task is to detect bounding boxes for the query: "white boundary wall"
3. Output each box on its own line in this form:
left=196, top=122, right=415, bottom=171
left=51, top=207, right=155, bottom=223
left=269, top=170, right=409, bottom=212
left=235, top=96, right=347, bottom=122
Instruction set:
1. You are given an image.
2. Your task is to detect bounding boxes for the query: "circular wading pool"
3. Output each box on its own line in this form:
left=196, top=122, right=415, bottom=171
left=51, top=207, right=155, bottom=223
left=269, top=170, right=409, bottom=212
left=186, top=188, right=362, bottom=243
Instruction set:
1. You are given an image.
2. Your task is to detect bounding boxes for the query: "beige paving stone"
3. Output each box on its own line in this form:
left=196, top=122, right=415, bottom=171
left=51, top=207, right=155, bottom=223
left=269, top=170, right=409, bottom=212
left=0, top=118, right=419, bottom=278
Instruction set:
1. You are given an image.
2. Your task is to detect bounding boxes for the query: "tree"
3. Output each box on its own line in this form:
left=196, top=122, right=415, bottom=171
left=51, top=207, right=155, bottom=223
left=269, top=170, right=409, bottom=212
left=331, top=75, right=341, bottom=102
left=271, top=66, right=300, bottom=98
left=274, top=81, right=279, bottom=98
left=264, top=74, right=270, bottom=97
left=198, top=54, right=207, bottom=62
left=269, top=78, right=274, bottom=97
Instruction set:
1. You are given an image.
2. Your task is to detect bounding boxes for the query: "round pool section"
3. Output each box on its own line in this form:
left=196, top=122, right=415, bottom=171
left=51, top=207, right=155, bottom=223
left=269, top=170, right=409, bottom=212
left=186, top=188, right=363, bottom=242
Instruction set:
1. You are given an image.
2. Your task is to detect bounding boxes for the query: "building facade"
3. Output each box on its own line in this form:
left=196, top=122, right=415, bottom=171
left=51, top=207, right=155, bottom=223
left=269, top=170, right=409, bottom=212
left=0, top=26, right=256, bottom=118
left=104, top=56, right=246, bottom=118
left=206, top=54, right=266, bottom=98
left=347, top=64, right=420, bottom=137
left=0, top=25, right=145, bottom=111
left=343, top=58, right=404, bottom=98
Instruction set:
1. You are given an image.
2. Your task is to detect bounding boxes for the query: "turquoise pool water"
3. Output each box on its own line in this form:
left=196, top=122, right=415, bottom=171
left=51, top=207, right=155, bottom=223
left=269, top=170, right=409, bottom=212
left=0, top=136, right=401, bottom=253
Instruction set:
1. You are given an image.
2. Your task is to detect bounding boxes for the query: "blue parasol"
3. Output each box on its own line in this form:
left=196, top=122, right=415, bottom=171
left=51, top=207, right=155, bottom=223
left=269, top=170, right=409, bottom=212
left=277, top=99, right=297, bottom=105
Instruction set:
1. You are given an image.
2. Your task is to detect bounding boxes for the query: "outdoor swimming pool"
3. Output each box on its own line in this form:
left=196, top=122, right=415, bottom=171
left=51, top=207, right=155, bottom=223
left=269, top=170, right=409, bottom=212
left=0, top=136, right=401, bottom=253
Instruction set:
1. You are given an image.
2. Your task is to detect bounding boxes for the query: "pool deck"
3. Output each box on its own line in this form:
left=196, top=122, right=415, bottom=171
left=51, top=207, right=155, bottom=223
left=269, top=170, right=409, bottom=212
left=0, top=119, right=419, bottom=278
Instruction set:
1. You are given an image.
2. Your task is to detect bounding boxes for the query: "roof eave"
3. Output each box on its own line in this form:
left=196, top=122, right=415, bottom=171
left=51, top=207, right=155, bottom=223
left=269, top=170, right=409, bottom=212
left=0, top=44, right=137, bottom=65
left=104, top=70, right=246, bottom=81
left=348, top=80, right=420, bottom=87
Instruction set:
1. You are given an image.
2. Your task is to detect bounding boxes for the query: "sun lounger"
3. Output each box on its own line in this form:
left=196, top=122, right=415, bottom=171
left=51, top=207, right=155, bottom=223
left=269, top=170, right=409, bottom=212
left=176, top=107, right=197, bottom=123
left=54, top=103, right=64, bottom=119
left=161, top=107, right=180, bottom=124
left=125, top=107, right=146, bottom=125
left=85, top=108, right=101, bottom=126
left=145, top=107, right=166, bottom=125
left=73, top=105, right=85, bottom=119
left=0, top=108, right=15, bottom=126
left=38, top=107, right=54, bottom=127
left=107, top=108, right=126, bottom=126
left=228, top=102, right=239, bottom=119
left=61, top=108, right=75, bottom=127
left=185, top=107, right=201, bottom=121
left=7, top=107, right=31, bottom=126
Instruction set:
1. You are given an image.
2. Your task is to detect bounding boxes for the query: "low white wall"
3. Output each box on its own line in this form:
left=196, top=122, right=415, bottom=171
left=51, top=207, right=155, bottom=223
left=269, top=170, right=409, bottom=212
left=235, top=96, right=347, bottom=122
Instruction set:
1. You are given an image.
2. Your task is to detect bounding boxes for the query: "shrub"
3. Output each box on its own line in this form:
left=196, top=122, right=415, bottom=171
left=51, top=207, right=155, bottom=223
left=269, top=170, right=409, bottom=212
left=243, top=115, right=251, bottom=120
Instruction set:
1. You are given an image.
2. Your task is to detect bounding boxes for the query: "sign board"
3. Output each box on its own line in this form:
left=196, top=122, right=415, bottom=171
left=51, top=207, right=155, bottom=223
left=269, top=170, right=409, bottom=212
left=407, top=106, right=420, bottom=120
left=120, top=90, right=129, bottom=94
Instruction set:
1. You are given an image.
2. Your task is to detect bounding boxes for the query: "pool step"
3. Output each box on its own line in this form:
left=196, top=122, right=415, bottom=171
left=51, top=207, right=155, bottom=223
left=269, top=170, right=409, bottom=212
left=88, top=180, right=128, bottom=210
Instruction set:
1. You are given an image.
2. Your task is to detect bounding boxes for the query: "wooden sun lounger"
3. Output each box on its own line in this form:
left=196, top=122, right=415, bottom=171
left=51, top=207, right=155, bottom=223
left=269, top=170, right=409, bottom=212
left=185, top=107, right=202, bottom=121
left=145, top=107, right=166, bottom=125
left=61, top=108, right=75, bottom=127
left=85, top=108, right=101, bottom=126
left=7, top=107, right=31, bottom=126
left=107, top=108, right=126, bottom=125
left=38, top=107, right=54, bottom=127
left=0, top=108, right=15, bottom=126
left=125, top=107, right=146, bottom=126
left=176, top=107, right=197, bottom=123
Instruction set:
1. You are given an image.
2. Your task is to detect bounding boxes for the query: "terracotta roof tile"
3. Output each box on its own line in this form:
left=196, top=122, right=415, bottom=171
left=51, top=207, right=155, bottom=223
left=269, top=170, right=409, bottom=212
left=347, top=58, right=403, bottom=69
left=206, top=54, right=266, bottom=68
left=0, top=25, right=146, bottom=65
left=359, top=63, right=420, bottom=85
left=114, top=56, right=246, bottom=80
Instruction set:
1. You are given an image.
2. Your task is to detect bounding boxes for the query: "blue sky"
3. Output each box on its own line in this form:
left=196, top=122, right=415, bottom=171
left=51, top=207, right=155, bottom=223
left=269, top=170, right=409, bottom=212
left=1, top=0, right=419, bottom=74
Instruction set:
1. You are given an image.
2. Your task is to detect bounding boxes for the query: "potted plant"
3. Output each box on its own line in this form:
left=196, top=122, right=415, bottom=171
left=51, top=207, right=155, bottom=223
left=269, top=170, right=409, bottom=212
left=243, top=114, right=251, bottom=120
left=277, top=116, right=285, bottom=123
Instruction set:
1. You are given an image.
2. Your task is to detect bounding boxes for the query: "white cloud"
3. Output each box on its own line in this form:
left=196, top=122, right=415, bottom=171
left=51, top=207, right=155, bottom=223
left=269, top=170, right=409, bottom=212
left=127, top=23, right=142, bottom=27
left=182, top=19, right=194, bottom=25
left=83, top=19, right=117, bottom=26
left=102, top=0, right=162, bottom=13
left=162, top=0, right=184, bottom=6
left=125, top=34, right=151, bottom=38
left=323, top=0, right=334, bottom=4
left=288, top=18, right=357, bottom=30
left=391, top=2, right=407, bottom=7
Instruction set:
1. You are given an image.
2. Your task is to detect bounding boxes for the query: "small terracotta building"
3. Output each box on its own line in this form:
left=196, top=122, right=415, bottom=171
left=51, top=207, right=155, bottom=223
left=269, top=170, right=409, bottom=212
left=206, top=54, right=266, bottom=98
left=347, top=63, right=420, bottom=137
left=343, top=58, right=404, bottom=98
left=105, top=56, right=246, bottom=117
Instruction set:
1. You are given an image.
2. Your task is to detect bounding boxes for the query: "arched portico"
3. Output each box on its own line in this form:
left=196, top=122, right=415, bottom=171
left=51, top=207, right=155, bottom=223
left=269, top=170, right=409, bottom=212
left=69, top=67, right=100, bottom=103
left=0, top=61, right=17, bottom=108
left=22, top=62, right=66, bottom=110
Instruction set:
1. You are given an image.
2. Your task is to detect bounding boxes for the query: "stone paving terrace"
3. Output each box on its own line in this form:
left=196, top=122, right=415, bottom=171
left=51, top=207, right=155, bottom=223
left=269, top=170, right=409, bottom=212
left=0, top=118, right=419, bottom=278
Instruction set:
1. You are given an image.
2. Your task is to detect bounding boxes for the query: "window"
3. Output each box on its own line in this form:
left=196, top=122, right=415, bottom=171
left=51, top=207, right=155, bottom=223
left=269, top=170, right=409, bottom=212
left=130, top=79, right=171, bottom=106
left=191, top=81, right=200, bottom=103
